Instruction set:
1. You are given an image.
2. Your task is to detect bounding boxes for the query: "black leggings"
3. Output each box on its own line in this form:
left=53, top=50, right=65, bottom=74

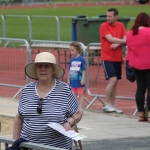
left=133, top=68, right=150, bottom=112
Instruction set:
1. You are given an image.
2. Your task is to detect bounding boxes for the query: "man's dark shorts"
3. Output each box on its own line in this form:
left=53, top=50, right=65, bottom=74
left=102, top=61, right=122, bottom=80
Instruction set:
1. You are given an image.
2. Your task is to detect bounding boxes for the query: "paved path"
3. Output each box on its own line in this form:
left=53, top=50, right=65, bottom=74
left=80, top=137, right=150, bottom=150
left=79, top=111, right=150, bottom=141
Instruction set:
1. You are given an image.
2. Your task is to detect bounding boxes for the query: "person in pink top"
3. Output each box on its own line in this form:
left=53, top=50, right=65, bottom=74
left=126, top=12, right=150, bottom=123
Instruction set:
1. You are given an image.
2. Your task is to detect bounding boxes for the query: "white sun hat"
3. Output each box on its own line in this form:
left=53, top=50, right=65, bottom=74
left=25, top=52, right=65, bottom=80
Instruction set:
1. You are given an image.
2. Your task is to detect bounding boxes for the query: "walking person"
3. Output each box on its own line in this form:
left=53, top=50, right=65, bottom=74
left=68, top=42, right=86, bottom=110
left=100, top=8, right=126, bottom=113
left=126, top=12, right=150, bottom=122
left=13, top=52, right=82, bottom=150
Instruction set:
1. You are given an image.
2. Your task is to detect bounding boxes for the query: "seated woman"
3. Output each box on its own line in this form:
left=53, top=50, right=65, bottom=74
left=13, top=52, right=82, bottom=150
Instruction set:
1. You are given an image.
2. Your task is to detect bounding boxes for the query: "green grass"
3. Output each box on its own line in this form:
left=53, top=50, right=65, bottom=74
left=0, top=5, right=149, bottom=41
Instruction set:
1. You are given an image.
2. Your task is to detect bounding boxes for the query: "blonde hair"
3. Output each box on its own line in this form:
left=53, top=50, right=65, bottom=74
left=69, top=42, right=82, bottom=54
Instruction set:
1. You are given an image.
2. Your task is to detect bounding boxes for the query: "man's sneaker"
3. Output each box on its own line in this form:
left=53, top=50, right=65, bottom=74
left=113, top=106, right=123, bottom=114
left=103, top=105, right=116, bottom=113
left=102, top=104, right=111, bottom=111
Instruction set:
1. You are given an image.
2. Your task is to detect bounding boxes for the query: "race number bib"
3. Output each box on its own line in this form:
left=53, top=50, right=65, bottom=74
left=70, top=61, right=81, bottom=71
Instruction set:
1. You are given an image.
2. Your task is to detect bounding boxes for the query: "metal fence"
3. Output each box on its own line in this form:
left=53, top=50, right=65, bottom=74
left=0, top=38, right=136, bottom=102
left=28, top=40, right=136, bottom=107
left=0, top=15, right=65, bottom=42
left=0, top=15, right=135, bottom=43
left=0, top=136, right=66, bottom=150
left=0, top=15, right=81, bottom=42
left=0, top=38, right=31, bottom=98
left=0, top=15, right=73, bottom=42
left=0, top=38, right=95, bottom=104
left=85, top=43, right=136, bottom=109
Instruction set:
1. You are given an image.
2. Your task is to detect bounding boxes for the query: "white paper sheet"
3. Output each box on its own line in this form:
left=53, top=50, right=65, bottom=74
left=47, top=122, right=87, bottom=141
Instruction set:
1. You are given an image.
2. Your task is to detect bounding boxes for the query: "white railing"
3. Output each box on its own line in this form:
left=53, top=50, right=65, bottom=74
left=0, top=136, right=66, bottom=150
left=85, top=43, right=136, bottom=109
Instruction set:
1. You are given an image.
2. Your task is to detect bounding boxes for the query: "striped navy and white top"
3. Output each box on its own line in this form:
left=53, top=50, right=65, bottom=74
left=18, top=79, right=79, bottom=150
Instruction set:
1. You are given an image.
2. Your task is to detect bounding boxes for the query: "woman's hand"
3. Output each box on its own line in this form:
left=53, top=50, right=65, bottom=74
left=62, top=121, right=72, bottom=131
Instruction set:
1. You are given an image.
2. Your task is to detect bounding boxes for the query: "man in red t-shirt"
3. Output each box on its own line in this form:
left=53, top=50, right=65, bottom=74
left=100, top=8, right=126, bottom=113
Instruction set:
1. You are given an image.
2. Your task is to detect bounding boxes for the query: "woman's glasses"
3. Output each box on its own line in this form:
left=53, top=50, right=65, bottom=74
left=37, top=98, right=43, bottom=114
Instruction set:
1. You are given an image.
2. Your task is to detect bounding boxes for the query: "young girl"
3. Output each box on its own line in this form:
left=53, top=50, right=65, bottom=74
left=68, top=42, right=86, bottom=110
